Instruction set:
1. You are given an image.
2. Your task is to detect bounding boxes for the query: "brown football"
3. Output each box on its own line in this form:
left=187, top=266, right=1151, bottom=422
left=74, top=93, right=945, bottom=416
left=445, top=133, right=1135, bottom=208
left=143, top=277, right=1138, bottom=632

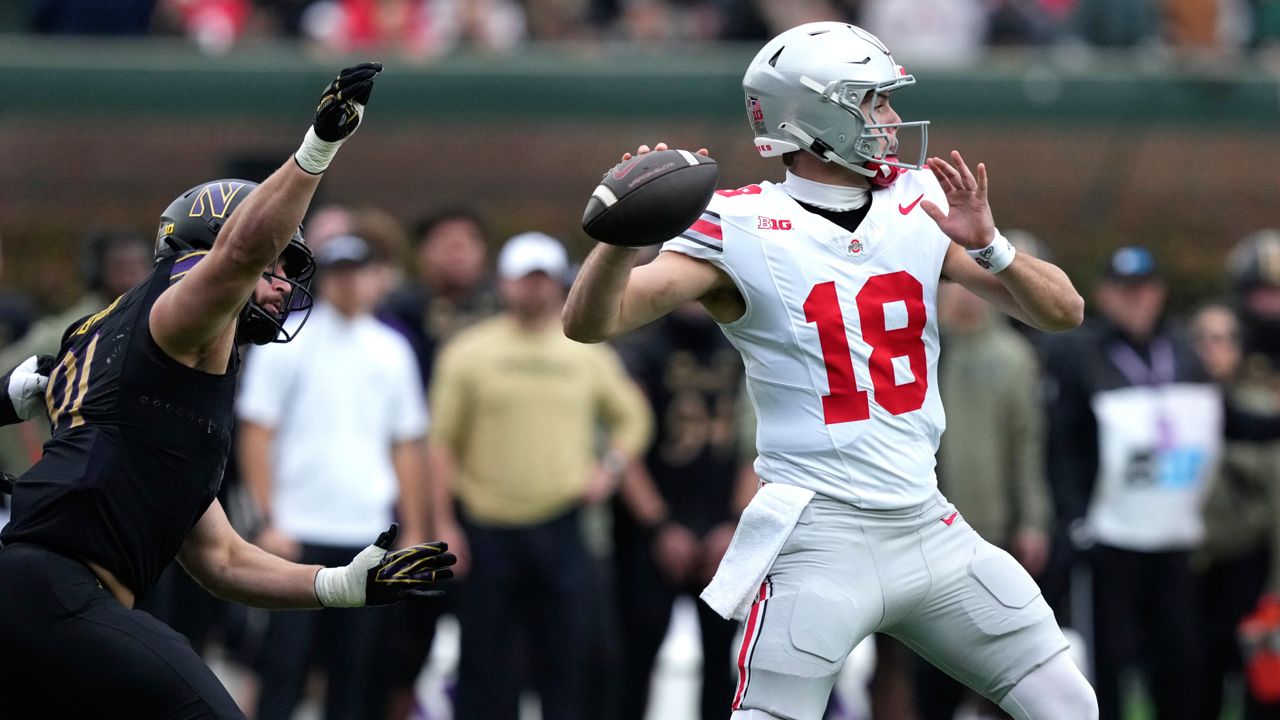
left=582, top=149, right=719, bottom=247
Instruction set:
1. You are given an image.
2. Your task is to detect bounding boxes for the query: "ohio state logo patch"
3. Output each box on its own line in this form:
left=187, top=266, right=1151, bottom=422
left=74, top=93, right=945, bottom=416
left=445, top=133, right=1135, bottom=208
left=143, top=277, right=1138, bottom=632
left=848, top=237, right=864, bottom=256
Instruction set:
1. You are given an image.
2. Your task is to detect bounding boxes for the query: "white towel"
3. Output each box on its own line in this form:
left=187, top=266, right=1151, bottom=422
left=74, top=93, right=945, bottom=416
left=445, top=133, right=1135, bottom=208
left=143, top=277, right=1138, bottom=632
left=700, top=482, right=815, bottom=621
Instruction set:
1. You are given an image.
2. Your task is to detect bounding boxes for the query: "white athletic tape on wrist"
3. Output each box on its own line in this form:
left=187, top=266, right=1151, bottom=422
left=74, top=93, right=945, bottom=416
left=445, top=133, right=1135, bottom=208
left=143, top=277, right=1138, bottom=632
left=294, top=126, right=344, bottom=175
left=313, top=540, right=387, bottom=607
left=966, top=231, right=1017, bottom=273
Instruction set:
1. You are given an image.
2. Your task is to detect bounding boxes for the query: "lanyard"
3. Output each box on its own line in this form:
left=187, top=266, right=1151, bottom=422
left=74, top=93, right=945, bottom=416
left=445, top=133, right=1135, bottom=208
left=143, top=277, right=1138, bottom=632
left=1109, top=336, right=1178, bottom=450
left=1109, top=336, right=1175, bottom=387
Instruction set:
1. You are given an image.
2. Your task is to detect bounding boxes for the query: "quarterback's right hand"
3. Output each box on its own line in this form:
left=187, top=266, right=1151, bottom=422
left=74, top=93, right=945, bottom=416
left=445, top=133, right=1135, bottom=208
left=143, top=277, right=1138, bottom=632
left=313, top=62, right=383, bottom=142
left=621, top=142, right=709, bottom=162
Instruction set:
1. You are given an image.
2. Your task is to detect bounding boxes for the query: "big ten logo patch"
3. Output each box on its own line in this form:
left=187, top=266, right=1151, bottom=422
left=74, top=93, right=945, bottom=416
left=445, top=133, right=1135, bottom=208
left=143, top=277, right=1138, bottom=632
left=757, top=216, right=792, bottom=231
left=659, top=349, right=742, bottom=467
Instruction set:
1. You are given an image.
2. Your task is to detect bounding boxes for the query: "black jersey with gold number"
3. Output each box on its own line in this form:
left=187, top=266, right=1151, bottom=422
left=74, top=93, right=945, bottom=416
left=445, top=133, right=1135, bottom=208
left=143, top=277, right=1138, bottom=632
left=1, top=252, right=239, bottom=598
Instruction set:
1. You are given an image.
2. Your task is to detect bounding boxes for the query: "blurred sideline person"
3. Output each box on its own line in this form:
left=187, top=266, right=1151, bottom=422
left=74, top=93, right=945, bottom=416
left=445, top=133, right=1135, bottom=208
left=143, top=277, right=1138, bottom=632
left=1190, top=303, right=1278, bottom=719
left=0, top=230, right=153, bottom=476
left=236, top=234, right=430, bottom=720
left=564, top=21, right=1095, bottom=720
left=1045, top=246, right=1216, bottom=720
left=1199, top=229, right=1280, bottom=717
left=303, top=203, right=357, bottom=250
left=0, top=64, right=454, bottom=718
left=913, top=281, right=1052, bottom=720
left=937, top=282, right=1052, bottom=581
left=348, top=205, right=413, bottom=298
left=613, top=295, right=747, bottom=720
left=0, top=233, right=35, bottom=353
left=1229, top=231, right=1280, bottom=614
left=371, top=208, right=501, bottom=720
left=429, top=231, right=652, bottom=720
left=381, top=207, right=500, bottom=390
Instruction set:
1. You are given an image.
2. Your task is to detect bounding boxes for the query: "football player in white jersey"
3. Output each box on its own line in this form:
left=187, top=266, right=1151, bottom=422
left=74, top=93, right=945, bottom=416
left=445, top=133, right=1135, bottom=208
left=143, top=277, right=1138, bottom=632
left=564, top=22, right=1096, bottom=720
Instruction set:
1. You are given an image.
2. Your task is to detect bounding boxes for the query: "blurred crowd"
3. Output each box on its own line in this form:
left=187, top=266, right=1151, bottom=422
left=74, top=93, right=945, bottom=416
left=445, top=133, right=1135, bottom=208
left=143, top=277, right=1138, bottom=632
left=20, top=0, right=1280, bottom=59
left=2, top=180, right=1280, bottom=718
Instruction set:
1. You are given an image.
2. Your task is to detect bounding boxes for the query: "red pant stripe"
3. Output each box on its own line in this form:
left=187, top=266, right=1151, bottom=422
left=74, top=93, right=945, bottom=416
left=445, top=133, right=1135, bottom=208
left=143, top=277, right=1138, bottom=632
left=732, top=579, right=772, bottom=710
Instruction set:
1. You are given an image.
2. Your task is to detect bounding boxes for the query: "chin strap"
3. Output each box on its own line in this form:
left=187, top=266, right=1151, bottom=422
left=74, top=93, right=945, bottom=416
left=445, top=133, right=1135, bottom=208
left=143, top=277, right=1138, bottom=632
left=778, top=122, right=876, bottom=178
left=777, top=122, right=906, bottom=188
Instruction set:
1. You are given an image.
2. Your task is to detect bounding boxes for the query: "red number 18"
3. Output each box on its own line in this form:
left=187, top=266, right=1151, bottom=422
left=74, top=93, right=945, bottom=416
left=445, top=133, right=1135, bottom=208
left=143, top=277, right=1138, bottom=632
left=802, top=271, right=928, bottom=425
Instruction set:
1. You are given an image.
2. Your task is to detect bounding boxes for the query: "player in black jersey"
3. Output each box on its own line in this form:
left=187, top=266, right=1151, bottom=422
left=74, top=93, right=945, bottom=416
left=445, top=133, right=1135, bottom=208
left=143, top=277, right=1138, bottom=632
left=0, top=64, right=455, bottom=719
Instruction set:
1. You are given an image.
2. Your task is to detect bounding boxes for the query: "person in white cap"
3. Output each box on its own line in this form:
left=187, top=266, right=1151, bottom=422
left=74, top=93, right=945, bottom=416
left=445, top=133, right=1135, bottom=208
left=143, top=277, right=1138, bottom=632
left=429, top=231, right=652, bottom=720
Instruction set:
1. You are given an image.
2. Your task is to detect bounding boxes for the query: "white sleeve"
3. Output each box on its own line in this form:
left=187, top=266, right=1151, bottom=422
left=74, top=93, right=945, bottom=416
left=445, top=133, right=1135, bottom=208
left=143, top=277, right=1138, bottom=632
left=387, top=338, right=429, bottom=441
left=660, top=207, right=724, bottom=262
left=235, top=345, right=293, bottom=427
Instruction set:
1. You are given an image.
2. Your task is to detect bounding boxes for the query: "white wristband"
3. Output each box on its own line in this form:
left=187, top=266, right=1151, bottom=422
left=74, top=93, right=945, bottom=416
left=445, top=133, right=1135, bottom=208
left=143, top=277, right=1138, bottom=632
left=293, top=126, right=343, bottom=175
left=965, top=231, right=1017, bottom=273
left=313, top=541, right=387, bottom=607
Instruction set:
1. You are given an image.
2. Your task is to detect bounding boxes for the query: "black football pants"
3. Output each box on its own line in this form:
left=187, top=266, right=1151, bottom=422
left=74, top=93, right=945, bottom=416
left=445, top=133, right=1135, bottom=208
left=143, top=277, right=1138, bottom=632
left=254, top=543, right=382, bottom=720
left=1090, top=544, right=1200, bottom=720
left=0, top=542, right=246, bottom=719
left=454, top=508, right=592, bottom=720
left=614, top=520, right=738, bottom=720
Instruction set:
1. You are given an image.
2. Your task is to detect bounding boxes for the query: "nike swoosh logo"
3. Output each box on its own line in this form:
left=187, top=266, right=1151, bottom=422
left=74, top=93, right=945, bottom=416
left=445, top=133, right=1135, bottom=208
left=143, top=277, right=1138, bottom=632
left=899, top=194, right=924, bottom=215
left=941, top=512, right=959, bottom=526
left=612, top=157, right=644, bottom=180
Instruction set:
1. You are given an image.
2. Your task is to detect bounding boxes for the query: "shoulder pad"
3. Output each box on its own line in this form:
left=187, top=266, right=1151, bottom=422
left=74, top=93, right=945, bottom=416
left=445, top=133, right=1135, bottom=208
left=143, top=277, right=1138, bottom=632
left=706, top=182, right=777, bottom=218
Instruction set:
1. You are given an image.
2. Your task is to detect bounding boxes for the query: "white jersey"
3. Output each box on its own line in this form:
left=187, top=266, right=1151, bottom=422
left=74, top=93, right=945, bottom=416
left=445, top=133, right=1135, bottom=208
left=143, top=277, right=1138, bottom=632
left=662, top=170, right=953, bottom=508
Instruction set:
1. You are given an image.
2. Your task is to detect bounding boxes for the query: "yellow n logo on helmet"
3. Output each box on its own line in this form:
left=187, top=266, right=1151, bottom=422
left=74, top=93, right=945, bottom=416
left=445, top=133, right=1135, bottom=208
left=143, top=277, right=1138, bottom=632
left=188, top=182, right=247, bottom=219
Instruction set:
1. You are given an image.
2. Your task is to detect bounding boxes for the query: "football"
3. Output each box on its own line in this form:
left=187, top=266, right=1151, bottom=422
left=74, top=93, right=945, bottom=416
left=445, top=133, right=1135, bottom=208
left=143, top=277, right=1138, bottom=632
left=582, top=149, right=719, bottom=247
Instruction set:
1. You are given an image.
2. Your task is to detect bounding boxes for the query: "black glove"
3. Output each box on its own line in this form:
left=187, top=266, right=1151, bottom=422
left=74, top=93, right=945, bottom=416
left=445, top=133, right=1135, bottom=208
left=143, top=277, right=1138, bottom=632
left=313, top=62, right=383, bottom=142
left=313, top=522, right=456, bottom=607
left=0, top=470, right=16, bottom=495
left=364, top=524, right=457, bottom=605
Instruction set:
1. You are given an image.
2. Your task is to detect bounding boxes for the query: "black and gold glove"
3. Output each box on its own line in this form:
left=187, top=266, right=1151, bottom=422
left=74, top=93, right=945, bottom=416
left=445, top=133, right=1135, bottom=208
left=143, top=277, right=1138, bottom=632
left=314, top=523, right=455, bottom=608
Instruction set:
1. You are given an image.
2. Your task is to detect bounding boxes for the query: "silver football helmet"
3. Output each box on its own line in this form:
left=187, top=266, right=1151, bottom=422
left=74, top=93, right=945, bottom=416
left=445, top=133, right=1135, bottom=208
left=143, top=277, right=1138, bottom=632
left=742, top=22, right=929, bottom=180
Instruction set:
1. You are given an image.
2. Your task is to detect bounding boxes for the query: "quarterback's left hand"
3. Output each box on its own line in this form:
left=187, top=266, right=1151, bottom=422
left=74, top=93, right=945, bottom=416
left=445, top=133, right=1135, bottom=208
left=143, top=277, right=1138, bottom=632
left=3, top=354, right=54, bottom=423
left=314, top=523, right=456, bottom=608
left=921, top=150, right=997, bottom=251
